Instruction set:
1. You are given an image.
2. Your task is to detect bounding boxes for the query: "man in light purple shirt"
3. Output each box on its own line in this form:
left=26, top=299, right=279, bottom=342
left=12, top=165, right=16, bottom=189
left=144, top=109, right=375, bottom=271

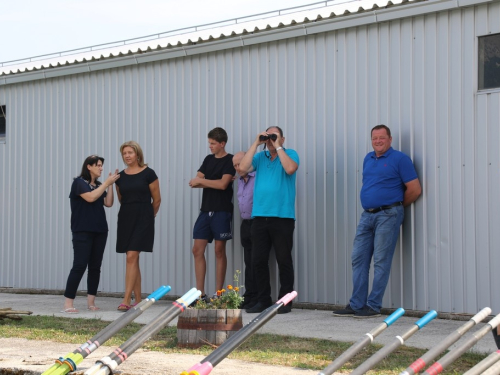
left=233, top=152, right=258, bottom=309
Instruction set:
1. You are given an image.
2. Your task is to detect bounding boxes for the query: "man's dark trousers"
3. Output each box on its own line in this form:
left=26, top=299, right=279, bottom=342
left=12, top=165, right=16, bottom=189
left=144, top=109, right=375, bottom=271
left=241, top=219, right=257, bottom=305
left=251, top=217, right=295, bottom=306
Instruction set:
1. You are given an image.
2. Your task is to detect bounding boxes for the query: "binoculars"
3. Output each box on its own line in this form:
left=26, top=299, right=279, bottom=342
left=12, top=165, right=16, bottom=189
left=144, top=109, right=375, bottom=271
left=259, top=133, right=278, bottom=141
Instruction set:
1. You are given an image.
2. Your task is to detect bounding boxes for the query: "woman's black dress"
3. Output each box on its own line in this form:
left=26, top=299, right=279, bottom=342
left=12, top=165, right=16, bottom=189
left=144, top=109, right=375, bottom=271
left=115, top=167, right=158, bottom=253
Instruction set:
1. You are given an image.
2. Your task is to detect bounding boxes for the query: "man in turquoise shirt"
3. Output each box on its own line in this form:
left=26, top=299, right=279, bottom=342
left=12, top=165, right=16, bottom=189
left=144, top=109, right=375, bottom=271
left=239, top=126, right=299, bottom=314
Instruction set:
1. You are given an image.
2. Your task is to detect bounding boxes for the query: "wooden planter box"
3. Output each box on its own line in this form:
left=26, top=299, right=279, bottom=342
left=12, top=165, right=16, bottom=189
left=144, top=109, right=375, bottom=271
left=177, top=309, right=243, bottom=348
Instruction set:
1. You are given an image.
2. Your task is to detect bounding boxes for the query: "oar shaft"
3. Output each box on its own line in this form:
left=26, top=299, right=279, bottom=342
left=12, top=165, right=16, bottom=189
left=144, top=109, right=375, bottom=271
left=85, top=289, right=200, bottom=375
left=402, top=307, right=491, bottom=375
left=206, top=292, right=297, bottom=367
left=318, top=308, right=405, bottom=375
left=483, top=359, right=500, bottom=375
left=183, top=292, right=297, bottom=375
left=48, top=286, right=173, bottom=375
left=79, top=285, right=171, bottom=354
left=318, top=335, right=372, bottom=375
left=112, top=308, right=182, bottom=364
left=464, top=350, right=500, bottom=375
left=424, top=313, right=500, bottom=375
left=114, top=291, right=199, bottom=363
left=351, top=339, right=401, bottom=375
left=352, top=310, right=437, bottom=375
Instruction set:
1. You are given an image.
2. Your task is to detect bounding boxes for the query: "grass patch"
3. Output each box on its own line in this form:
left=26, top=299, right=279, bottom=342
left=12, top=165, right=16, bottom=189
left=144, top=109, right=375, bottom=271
left=0, top=315, right=487, bottom=374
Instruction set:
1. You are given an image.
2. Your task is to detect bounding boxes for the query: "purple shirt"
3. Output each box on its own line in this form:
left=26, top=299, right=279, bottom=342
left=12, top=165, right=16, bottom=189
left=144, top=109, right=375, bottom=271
left=236, top=172, right=255, bottom=220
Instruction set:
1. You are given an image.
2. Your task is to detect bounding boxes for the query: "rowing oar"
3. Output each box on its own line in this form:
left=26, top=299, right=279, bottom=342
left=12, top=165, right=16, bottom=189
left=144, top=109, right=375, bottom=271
left=464, top=349, right=500, bottom=375
left=423, top=313, right=500, bottom=375
left=182, top=291, right=297, bottom=375
left=318, top=307, right=405, bottom=375
left=401, top=307, right=491, bottom=375
left=42, top=285, right=171, bottom=375
left=84, top=288, right=201, bottom=375
left=481, top=357, right=500, bottom=375
left=350, top=310, right=437, bottom=375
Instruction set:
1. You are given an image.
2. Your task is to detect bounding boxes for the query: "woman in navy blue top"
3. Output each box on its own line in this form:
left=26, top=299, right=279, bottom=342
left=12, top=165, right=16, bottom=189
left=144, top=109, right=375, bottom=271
left=62, top=155, right=120, bottom=313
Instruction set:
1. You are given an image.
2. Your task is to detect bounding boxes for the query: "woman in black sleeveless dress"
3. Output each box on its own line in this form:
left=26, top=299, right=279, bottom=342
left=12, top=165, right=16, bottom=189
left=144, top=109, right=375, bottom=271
left=115, top=141, right=161, bottom=311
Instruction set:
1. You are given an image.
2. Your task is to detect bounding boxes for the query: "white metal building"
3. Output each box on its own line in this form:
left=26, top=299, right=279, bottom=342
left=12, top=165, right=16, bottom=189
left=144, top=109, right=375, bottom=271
left=1, top=0, right=500, bottom=314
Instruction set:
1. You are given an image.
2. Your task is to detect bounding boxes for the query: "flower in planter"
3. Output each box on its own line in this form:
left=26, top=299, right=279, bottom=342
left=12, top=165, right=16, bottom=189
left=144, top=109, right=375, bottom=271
left=193, top=270, right=244, bottom=309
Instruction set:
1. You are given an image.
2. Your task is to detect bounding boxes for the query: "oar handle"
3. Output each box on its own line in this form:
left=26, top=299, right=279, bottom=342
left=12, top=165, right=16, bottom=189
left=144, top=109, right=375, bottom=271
left=185, top=362, right=213, bottom=375
left=181, top=288, right=202, bottom=306
left=489, top=314, right=500, bottom=329
left=415, top=310, right=437, bottom=329
left=149, top=285, right=172, bottom=300
left=276, top=291, right=297, bottom=306
left=471, top=307, right=492, bottom=324
left=384, top=308, right=405, bottom=326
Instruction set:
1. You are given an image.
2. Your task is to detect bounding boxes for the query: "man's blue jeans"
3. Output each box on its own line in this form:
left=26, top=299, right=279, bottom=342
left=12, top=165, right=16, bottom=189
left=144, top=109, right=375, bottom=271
left=349, top=206, right=404, bottom=312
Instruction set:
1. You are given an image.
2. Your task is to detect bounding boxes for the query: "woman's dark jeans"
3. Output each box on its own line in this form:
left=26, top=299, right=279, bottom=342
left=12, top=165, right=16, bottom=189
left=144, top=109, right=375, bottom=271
left=64, top=231, right=107, bottom=299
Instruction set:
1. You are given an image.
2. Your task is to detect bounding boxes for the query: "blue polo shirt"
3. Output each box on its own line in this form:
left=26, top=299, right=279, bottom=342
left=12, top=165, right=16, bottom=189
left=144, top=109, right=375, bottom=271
left=251, top=149, right=299, bottom=219
left=360, top=147, right=418, bottom=210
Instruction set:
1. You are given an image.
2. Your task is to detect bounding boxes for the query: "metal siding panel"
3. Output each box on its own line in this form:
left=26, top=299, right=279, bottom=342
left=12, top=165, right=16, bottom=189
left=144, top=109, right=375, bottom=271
left=460, top=6, right=482, bottom=313
left=439, top=11, right=454, bottom=313
left=449, top=9, right=467, bottom=314
left=306, top=34, right=319, bottom=303
left=324, top=32, right=337, bottom=305
left=333, top=30, right=347, bottom=304
left=452, top=6, right=474, bottom=314
left=1, top=3, right=500, bottom=313
left=420, top=13, right=438, bottom=312
left=389, top=17, right=413, bottom=311
left=410, top=14, right=426, bottom=311
left=475, top=93, right=489, bottom=309
left=487, top=1, right=500, bottom=34
left=487, top=93, right=500, bottom=312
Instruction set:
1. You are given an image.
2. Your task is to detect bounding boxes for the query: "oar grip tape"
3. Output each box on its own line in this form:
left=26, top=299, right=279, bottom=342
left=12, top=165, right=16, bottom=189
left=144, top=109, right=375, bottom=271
left=62, top=357, right=77, bottom=372
left=276, top=291, right=297, bottom=305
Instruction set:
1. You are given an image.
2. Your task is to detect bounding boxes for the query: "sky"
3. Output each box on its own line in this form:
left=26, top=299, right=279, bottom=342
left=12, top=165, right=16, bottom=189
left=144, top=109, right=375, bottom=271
left=0, top=0, right=317, bottom=63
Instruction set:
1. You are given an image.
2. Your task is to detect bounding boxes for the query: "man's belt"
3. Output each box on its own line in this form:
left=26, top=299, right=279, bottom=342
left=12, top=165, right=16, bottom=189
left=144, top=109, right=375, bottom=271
left=365, top=201, right=403, bottom=214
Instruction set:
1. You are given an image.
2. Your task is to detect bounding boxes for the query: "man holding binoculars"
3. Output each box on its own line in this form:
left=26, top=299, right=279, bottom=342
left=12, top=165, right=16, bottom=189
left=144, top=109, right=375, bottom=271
left=238, top=127, right=300, bottom=314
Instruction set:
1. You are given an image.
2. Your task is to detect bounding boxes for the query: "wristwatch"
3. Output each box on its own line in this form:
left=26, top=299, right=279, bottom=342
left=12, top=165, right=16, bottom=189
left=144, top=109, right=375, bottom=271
left=276, top=147, right=283, bottom=151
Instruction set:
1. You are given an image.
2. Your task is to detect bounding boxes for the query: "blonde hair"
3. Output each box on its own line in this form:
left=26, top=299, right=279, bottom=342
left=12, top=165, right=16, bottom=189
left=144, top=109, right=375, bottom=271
left=120, top=141, right=147, bottom=167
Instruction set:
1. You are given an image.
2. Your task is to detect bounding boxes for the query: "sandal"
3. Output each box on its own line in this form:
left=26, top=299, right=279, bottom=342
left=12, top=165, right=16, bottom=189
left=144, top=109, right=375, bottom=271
left=117, top=303, right=131, bottom=312
left=61, top=307, right=79, bottom=314
left=87, top=306, right=100, bottom=311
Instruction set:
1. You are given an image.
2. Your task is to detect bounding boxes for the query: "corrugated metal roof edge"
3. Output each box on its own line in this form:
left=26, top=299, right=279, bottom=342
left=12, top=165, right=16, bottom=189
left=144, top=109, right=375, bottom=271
left=0, top=0, right=493, bottom=86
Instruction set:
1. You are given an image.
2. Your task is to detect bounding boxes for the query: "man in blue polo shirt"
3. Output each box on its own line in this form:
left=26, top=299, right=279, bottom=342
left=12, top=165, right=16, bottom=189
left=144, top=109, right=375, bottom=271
left=238, top=126, right=299, bottom=314
left=333, top=124, right=421, bottom=318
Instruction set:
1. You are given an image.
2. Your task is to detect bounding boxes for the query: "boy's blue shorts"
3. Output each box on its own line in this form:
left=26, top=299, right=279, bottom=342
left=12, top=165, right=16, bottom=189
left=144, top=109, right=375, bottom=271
left=193, top=211, right=233, bottom=243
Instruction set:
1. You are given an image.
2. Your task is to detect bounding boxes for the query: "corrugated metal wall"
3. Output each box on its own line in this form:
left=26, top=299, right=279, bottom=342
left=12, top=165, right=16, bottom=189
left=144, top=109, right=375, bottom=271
left=1, top=2, right=500, bottom=314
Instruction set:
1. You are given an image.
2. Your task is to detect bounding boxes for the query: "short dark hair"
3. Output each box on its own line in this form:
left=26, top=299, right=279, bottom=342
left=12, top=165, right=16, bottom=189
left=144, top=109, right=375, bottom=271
left=208, top=127, right=228, bottom=143
left=371, top=124, right=391, bottom=137
left=79, top=155, right=104, bottom=184
left=266, top=126, right=284, bottom=137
